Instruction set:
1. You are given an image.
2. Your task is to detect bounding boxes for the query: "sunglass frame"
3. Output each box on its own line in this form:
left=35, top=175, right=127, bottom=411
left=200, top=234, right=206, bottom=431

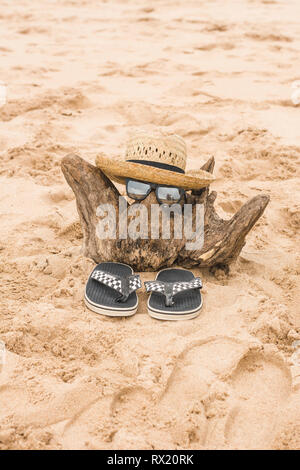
left=126, top=179, right=186, bottom=205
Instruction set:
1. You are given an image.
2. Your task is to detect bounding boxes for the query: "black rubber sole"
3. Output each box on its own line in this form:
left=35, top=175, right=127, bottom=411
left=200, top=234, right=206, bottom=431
left=147, top=268, right=202, bottom=321
left=85, top=262, right=138, bottom=317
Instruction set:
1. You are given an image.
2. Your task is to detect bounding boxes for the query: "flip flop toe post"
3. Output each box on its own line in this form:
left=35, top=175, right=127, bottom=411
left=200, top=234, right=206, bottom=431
left=145, top=268, right=202, bottom=321
left=85, top=262, right=141, bottom=317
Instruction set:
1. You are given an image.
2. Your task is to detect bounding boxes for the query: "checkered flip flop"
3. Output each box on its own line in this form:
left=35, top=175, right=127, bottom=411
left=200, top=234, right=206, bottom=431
left=144, top=268, right=203, bottom=321
left=85, top=262, right=141, bottom=317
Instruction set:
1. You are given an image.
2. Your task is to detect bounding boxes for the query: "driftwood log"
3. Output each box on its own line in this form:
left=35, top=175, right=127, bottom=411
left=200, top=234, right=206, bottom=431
left=61, top=154, right=269, bottom=272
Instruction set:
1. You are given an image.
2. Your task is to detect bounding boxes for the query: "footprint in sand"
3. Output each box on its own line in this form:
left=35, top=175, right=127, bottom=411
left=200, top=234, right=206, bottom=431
left=60, top=338, right=292, bottom=450
left=223, top=350, right=292, bottom=449
left=60, top=337, right=251, bottom=449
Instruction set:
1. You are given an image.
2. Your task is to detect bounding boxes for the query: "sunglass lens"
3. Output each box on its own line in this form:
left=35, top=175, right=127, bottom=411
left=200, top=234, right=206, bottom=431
left=156, top=186, right=183, bottom=204
left=127, top=180, right=151, bottom=200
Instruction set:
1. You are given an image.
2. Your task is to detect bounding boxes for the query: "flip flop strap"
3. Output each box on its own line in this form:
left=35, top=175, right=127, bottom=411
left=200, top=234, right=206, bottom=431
left=144, top=278, right=202, bottom=307
left=91, top=270, right=142, bottom=302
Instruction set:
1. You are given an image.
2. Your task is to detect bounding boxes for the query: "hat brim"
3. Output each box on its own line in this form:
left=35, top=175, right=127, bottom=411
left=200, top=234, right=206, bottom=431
left=95, top=155, right=214, bottom=190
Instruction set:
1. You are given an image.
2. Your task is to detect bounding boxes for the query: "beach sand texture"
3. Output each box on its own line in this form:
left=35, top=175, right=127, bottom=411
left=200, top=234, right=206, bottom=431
left=0, top=0, right=299, bottom=450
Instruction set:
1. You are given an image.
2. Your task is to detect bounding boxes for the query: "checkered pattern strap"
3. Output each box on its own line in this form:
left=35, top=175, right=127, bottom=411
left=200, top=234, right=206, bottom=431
left=91, top=269, right=142, bottom=302
left=144, top=277, right=202, bottom=307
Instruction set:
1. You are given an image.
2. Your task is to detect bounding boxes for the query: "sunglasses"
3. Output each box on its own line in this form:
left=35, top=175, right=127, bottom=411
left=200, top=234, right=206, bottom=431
left=126, top=179, right=185, bottom=205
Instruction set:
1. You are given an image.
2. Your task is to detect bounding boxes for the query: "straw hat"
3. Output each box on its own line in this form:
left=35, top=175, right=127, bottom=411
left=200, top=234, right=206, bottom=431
left=95, top=131, right=214, bottom=190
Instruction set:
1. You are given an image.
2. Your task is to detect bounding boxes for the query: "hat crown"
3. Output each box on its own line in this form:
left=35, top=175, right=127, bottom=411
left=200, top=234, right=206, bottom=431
left=125, top=132, right=187, bottom=171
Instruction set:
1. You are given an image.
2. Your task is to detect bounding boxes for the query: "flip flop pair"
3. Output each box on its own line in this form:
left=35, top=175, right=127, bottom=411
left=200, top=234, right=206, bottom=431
left=85, top=262, right=202, bottom=321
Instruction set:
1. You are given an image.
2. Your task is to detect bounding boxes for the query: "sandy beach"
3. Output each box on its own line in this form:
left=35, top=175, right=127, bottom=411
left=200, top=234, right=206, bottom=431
left=0, top=0, right=299, bottom=450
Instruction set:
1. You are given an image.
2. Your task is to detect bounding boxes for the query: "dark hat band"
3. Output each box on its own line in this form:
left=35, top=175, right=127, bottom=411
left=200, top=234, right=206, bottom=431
left=127, top=159, right=185, bottom=174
